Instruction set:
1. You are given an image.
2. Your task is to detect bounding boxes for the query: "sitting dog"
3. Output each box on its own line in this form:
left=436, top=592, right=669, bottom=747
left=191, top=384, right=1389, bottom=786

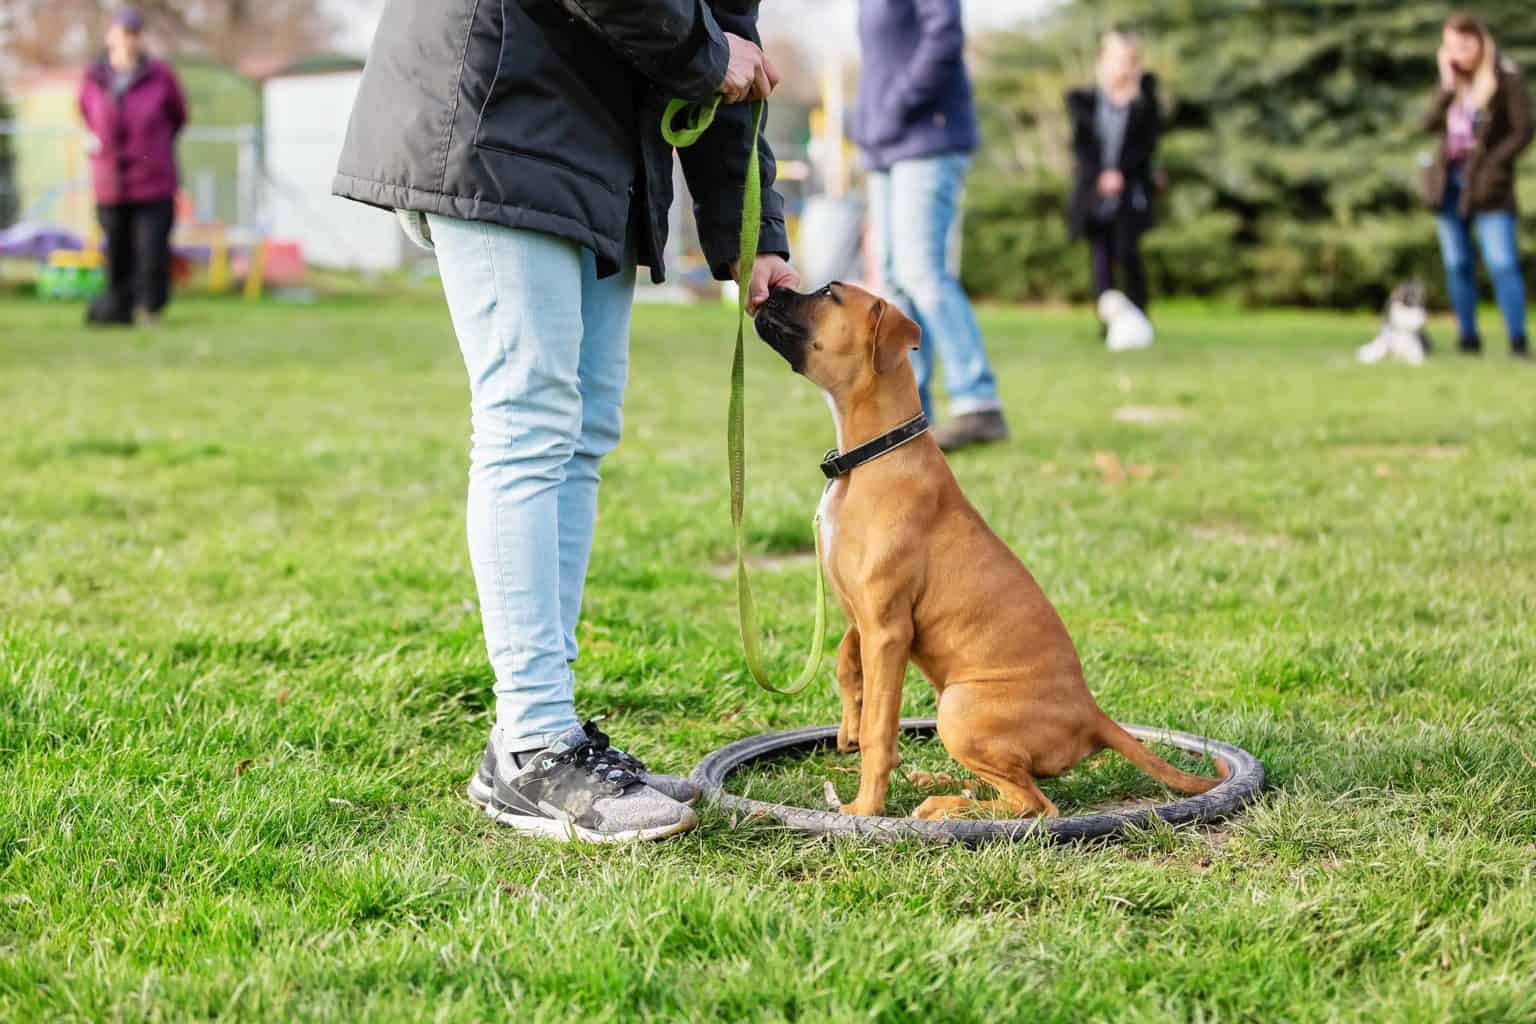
left=1098, top=289, right=1154, bottom=352
left=1357, top=283, right=1432, bottom=366
left=754, top=282, right=1222, bottom=818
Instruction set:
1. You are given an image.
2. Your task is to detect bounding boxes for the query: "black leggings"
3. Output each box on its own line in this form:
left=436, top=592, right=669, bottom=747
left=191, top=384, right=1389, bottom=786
left=1089, top=220, right=1148, bottom=312
left=97, top=198, right=175, bottom=319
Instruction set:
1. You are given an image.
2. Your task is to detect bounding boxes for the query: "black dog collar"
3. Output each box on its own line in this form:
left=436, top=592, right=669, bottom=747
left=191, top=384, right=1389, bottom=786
left=820, top=413, right=930, bottom=480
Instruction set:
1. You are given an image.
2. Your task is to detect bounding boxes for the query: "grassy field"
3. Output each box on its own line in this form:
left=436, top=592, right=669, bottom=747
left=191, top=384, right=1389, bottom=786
left=2, top=292, right=1535, bottom=1022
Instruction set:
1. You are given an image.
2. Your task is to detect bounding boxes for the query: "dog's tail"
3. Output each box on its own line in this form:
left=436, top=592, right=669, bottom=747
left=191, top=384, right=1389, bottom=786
left=1094, top=715, right=1226, bottom=795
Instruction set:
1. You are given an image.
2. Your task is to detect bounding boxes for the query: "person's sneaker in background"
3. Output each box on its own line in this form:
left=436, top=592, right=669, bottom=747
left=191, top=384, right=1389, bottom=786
left=933, top=410, right=1010, bottom=452
left=467, top=724, right=697, bottom=843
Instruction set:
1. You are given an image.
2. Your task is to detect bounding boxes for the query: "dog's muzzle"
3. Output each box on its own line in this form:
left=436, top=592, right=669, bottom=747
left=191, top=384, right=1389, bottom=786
left=753, top=287, right=813, bottom=373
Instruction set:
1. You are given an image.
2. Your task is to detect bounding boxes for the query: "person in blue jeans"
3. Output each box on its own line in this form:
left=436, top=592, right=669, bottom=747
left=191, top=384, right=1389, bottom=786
left=855, top=0, right=1008, bottom=451
left=1423, top=14, right=1532, bottom=357
left=335, top=1, right=797, bottom=843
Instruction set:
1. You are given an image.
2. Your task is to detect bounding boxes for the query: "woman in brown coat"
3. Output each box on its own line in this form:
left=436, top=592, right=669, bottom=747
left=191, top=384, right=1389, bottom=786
left=1422, top=13, right=1533, bottom=357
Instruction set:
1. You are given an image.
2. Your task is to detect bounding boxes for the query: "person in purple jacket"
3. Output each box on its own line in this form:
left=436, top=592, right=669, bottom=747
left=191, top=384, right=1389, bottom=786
left=77, top=8, right=187, bottom=326
left=855, top=0, right=1008, bottom=451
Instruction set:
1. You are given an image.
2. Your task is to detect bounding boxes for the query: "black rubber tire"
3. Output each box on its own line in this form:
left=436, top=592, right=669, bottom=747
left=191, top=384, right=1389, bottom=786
left=689, top=718, right=1264, bottom=846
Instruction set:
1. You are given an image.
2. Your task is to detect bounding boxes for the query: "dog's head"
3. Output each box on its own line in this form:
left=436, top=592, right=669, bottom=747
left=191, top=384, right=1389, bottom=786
left=1390, top=281, right=1427, bottom=310
left=1387, top=281, right=1428, bottom=332
left=753, top=282, right=921, bottom=399
left=1098, top=289, right=1133, bottom=322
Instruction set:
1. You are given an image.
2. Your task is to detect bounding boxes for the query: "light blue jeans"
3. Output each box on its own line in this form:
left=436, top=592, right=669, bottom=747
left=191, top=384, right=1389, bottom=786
left=1436, top=172, right=1527, bottom=344
left=430, top=215, right=635, bottom=752
left=867, top=153, right=1001, bottom=419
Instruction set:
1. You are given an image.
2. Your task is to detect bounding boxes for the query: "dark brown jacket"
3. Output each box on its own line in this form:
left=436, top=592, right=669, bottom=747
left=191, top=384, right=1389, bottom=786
left=1421, top=57, right=1533, bottom=215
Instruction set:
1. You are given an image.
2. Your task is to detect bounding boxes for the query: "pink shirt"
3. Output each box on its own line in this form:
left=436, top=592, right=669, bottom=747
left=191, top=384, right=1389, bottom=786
left=1446, top=98, right=1478, bottom=164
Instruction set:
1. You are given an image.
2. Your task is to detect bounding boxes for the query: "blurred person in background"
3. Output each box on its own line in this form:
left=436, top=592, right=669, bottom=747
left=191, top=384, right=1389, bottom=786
left=1067, top=30, right=1161, bottom=317
left=334, top=0, right=793, bottom=842
left=1423, top=13, right=1532, bottom=358
left=77, top=8, right=186, bottom=326
left=855, top=0, right=1009, bottom=452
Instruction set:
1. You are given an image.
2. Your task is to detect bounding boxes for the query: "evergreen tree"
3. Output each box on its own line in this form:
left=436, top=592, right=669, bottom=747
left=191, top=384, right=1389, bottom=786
left=964, top=1, right=1536, bottom=307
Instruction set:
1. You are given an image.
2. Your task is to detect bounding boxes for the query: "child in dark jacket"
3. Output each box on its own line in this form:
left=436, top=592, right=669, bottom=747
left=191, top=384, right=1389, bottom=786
left=1066, top=30, right=1161, bottom=314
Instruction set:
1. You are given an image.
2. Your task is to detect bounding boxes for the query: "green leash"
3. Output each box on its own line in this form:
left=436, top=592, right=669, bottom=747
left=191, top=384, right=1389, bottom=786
left=662, top=96, right=828, bottom=696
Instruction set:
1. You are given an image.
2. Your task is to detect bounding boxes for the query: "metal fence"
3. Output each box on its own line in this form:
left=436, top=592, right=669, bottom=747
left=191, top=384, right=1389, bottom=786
left=0, top=120, right=260, bottom=235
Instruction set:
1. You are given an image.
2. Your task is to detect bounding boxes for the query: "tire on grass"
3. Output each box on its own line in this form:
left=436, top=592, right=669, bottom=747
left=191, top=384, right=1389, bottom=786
left=689, top=718, right=1264, bottom=846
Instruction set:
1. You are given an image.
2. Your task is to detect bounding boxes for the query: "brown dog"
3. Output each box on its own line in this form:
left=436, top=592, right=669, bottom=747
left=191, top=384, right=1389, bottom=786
left=753, top=282, right=1223, bottom=819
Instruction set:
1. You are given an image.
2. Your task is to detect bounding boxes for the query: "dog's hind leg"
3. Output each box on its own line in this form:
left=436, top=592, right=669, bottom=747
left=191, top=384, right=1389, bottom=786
left=913, top=684, right=1061, bottom=820
left=912, top=770, right=1058, bottom=820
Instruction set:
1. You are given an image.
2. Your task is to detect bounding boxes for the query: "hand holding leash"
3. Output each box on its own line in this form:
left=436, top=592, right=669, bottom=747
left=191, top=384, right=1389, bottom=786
left=721, top=34, right=779, bottom=104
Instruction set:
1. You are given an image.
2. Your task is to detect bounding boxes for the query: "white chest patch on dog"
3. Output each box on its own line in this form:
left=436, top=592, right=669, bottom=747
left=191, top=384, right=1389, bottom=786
left=817, top=481, right=839, bottom=557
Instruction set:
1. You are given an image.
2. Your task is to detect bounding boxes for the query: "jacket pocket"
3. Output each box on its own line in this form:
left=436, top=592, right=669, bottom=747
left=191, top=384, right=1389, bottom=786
left=1470, top=161, right=1513, bottom=209
left=472, top=140, right=618, bottom=194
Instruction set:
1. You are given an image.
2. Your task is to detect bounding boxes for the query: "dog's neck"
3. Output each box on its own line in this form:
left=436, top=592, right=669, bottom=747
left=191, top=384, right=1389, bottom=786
left=825, top=381, right=924, bottom=458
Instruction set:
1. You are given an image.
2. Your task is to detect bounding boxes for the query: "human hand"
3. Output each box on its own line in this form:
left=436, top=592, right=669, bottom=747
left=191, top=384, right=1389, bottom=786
left=732, top=254, right=799, bottom=314
left=720, top=33, right=780, bottom=104
left=1437, top=46, right=1457, bottom=91
left=1097, top=169, right=1125, bottom=197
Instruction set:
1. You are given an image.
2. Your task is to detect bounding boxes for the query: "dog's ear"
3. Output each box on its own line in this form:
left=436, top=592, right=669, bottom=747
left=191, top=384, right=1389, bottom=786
left=869, top=299, right=921, bottom=375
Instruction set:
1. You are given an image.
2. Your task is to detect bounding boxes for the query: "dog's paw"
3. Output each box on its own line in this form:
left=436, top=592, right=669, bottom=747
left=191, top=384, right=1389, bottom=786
left=906, top=770, right=958, bottom=792
left=836, top=731, right=860, bottom=753
left=839, top=800, right=882, bottom=816
left=913, top=796, right=971, bottom=820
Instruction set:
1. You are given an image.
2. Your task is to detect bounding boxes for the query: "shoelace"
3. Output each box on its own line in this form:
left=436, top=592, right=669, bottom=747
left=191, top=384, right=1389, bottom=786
left=561, top=721, right=640, bottom=787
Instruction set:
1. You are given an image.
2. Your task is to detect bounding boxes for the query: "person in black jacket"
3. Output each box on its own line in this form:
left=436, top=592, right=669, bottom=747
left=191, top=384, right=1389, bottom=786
left=1066, top=30, right=1160, bottom=313
left=333, top=0, right=794, bottom=843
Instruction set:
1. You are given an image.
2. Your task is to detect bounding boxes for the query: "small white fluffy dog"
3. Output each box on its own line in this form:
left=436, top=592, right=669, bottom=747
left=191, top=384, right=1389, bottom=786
left=1357, top=283, right=1432, bottom=366
left=1098, top=289, right=1154, bottom=351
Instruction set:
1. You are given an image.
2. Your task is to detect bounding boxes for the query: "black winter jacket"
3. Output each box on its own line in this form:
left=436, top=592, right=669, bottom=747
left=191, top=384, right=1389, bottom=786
left=332, top=0, right=788, bottom=283
left=1065, top=73, right=1161, bottom=240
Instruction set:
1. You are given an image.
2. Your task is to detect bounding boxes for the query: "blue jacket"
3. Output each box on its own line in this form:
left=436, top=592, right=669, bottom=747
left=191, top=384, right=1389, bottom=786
left=853, top=0, right=979, bottom=171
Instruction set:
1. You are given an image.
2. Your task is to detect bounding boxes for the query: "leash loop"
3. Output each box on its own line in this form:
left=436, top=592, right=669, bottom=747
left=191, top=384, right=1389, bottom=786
left=663, top=95, right=828, bottom=696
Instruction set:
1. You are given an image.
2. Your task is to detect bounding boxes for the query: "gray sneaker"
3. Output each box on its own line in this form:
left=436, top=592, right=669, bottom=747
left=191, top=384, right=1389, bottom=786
left=470, top=720, right=699, bottom=806
left=932, top=410, right=1010, bottom=452
left=467, top=725, right=697, bottom=843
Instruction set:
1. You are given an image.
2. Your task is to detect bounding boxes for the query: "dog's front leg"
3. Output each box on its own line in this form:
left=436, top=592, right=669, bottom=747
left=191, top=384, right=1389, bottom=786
left=836, top=626, right=863, bottom=753
left=841, top=621, right=912, bottom=817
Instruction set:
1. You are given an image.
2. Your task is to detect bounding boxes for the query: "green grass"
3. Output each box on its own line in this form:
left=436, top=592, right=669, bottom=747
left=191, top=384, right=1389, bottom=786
left=2, top=292, right=1535, bottom=1022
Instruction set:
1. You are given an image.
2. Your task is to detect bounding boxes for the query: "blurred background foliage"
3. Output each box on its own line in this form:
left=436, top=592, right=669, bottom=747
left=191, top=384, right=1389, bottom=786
left=963, top=0, right=1536, bottom=308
